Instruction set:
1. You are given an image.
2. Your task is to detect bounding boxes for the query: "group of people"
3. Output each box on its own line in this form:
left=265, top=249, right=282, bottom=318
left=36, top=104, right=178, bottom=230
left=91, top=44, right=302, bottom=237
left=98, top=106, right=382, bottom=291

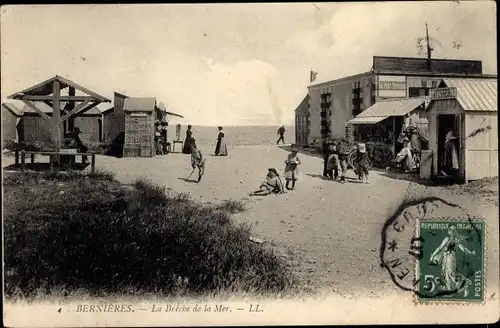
left=321, top=138, right=370, bottom=183
left=249, top=148, right=301, bottom=196
left=180, top=125, right=229, bottom=183
left=182, top=125, right=228, bottom=156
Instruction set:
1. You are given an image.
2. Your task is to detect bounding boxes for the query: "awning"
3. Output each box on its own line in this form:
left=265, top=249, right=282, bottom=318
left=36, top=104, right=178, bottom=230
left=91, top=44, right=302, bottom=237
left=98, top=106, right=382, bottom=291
left=164, top=111, right=184, bottom=118
left=346, top=116, right=388, bottom=125
left=346, top=97, right=425, bottom=125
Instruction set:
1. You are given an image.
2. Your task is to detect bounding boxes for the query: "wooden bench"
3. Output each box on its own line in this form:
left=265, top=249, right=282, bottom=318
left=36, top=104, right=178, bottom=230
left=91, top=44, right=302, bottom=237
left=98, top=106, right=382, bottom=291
left=15, top=150, right=96, bottom=174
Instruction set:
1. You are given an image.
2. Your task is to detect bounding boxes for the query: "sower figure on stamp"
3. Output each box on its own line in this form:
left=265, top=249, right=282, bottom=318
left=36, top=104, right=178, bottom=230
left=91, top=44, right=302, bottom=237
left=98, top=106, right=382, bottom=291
left=429, top=226, right=475, bottom=297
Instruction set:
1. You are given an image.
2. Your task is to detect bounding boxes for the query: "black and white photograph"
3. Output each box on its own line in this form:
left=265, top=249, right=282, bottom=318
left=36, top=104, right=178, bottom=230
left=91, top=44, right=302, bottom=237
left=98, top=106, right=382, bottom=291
left=1, top=2, right=498, bottom=326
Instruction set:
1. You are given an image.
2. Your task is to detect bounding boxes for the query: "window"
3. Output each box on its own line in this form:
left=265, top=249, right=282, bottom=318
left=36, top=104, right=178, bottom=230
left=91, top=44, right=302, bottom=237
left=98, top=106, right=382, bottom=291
left=409, top=87, right=430, bottom=98
left=421, top=80, right=428, bottom=88
left=432, top=80, right=438, bottom=88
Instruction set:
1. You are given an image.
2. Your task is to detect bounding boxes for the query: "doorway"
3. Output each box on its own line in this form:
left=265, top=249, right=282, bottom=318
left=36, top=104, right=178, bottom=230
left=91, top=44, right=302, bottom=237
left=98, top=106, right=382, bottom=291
left=437, top=114, right=460, bottom=174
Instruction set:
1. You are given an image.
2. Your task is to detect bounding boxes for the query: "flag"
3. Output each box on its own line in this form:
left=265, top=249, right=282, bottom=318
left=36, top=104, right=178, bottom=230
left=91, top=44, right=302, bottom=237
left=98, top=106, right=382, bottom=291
left=310, top=70, right=318, bottom=83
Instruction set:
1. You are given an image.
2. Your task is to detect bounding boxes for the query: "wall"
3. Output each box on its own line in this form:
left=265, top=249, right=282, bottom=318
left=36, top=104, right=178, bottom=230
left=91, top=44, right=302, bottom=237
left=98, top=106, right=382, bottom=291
left=465, top=112, right=498, bottom=180
left=103, top=110, right=114, bottom=144
left=307, top=87, right=322, bottom=144
left=74, top=115, right=101, bottom=143
left=113, top=92, right=128, bottom=138
left=2, top=107, right=19, bottom=146
left=21, top=115, right=53, bottom=143
left=308, top=72, right=375, bottom=145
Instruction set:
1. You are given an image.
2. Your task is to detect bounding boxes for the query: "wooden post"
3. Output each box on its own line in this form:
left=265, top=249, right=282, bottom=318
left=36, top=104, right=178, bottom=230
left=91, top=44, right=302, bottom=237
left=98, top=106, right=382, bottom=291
left=21, top=151, right=25, bottom=171
left=15, top=150, right=19, bottom=165
left=91, top=153, right=96, bottom=174
left=31, top=153, right=35, bottom=164
left=68, top=87, right=75, bottom=132
left=392, top=116, right=396, bottom=156
left=52, top=80, right=62, bottom=153
left=49, top=155, right=54, bottom=173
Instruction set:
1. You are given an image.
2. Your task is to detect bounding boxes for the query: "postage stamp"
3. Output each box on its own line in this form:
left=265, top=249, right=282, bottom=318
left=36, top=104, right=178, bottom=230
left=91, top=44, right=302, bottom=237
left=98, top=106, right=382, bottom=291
left=380, top=196, right=488, bottom=305
left=416, top=218, right=485, bottom=303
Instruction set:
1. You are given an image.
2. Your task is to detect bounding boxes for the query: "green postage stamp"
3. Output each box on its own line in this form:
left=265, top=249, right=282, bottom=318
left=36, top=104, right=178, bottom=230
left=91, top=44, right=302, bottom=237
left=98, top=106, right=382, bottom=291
left=416, top=218, right=485, bottom=303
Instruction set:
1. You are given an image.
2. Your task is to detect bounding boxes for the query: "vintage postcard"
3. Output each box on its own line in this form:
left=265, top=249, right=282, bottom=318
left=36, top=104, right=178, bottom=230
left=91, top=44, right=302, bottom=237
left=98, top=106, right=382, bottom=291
left=1, top=2, right=498, bottom=326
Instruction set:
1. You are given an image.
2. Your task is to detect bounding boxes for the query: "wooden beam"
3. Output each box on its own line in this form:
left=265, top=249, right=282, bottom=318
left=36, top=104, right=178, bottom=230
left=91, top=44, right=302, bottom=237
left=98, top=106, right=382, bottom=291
left=43, top=100, right=54, bottom=108
left=60, top=99, right=92, bottom=122
left=21, top=100, right=52, bottom=122
left=18, top=95, right=97, bottom=102
left=52, top=80, right=62, bottom=151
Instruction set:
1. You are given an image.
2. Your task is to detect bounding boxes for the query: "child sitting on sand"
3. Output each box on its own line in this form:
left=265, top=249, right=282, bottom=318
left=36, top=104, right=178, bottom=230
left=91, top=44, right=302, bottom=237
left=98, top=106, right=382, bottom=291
left=284, top=148, right=301, bottom=190
left=249, top=168, right=285, bottom=196
left=354, top=143, right=370, bottom=184
left=190, top=140, right=206, bottom=182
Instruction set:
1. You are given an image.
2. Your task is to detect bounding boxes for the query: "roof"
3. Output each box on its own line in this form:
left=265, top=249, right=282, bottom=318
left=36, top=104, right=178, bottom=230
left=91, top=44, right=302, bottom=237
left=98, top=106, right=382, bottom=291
left=2, top=103, right=23, bottom=117
left=123, top=97, right=156, bottom=112
left=440, top=78, right=497, bottom=112
left=347, top=97, right=425, bottom=125
left=7, top=75, right=111, bottom=102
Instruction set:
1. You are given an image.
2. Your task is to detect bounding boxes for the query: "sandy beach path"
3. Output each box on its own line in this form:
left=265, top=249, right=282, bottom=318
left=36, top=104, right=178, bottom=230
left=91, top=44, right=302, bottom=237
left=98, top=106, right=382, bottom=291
left=4, top=146, right=496, bottom=300
left=94, top=145, right=413, bottom=297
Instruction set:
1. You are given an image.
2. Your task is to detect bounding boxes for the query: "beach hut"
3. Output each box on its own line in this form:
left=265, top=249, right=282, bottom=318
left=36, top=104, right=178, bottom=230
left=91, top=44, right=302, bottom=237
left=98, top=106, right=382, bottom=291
left=1, top=103, right=23, bottom=146
left=20, top=102, right=103, bottom=144
left=102, top=106, right=114, bottom=144
left=122, top=97, right=156, bottom=157
left=426, top=77, right=497, bottom=182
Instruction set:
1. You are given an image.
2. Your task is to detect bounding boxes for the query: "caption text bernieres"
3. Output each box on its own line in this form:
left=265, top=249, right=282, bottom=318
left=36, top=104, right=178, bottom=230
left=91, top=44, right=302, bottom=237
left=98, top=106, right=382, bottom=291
left=77, top=304, right=133, bottom=312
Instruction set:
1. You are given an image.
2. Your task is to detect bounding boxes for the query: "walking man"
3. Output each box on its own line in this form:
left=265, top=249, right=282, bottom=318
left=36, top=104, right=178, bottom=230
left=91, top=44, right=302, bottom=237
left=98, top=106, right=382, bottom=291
left=277, top=125, right=286, bottom=144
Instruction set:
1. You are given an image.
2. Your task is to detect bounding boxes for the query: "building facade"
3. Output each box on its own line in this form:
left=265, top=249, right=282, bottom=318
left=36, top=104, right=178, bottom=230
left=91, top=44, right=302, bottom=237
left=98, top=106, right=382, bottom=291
left=305, top=56, right=486, bottom=146
left=294, top=94, right=310, bottom=146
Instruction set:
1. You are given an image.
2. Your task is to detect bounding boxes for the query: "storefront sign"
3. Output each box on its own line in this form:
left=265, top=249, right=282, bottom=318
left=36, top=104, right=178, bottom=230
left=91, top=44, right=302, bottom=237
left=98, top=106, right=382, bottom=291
left=377, top=75, right=407, bottom=98
left=130, top=113, right=148, bottom=117
left=430, top=87, right=457, bottom=100
left=378, top=81, right=407, bottom=90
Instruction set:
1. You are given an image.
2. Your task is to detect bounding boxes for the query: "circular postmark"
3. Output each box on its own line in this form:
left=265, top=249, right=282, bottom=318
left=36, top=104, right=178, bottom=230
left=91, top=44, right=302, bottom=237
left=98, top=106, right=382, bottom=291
left=380, top=197, right=485, bottom=302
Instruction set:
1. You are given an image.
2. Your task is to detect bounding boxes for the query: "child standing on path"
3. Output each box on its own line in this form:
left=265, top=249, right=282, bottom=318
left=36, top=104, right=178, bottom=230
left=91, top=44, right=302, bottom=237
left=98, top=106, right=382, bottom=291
left=284, top=148, right=301, bottom=190
left=190, top=140, right=206, bottom=182
left=354, top=143, right=370, bottom=184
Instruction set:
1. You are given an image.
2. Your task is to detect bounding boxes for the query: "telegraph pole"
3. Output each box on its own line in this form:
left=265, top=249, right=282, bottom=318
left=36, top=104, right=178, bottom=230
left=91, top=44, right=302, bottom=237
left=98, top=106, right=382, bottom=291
left=426, top=23, right=433, bottom=71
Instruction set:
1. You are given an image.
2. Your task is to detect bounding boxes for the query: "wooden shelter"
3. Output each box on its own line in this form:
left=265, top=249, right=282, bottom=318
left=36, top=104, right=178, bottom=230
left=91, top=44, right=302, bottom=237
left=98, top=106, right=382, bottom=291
left=426, top=77, right=497, bottom=182
left=7, top=75, right=110, bottom=151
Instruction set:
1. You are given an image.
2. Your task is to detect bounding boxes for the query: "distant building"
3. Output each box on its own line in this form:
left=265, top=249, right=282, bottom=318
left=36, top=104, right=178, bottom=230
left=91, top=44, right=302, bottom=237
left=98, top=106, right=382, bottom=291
left=305, top=56, right=489, bottom=146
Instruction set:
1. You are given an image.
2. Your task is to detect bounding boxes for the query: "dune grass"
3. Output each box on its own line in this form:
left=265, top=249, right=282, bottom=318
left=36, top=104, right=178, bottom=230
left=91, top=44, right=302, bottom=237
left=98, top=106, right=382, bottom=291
left=3, top=170, right=295, bottom=301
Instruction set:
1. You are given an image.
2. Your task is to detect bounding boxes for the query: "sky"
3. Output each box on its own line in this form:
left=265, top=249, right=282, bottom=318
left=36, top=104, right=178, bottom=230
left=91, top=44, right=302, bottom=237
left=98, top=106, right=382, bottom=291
left=1, top=2, right=497, bottom=126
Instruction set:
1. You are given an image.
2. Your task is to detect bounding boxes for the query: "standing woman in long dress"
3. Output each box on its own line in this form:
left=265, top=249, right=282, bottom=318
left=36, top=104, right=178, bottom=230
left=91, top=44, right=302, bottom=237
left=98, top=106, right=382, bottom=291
left=214, top=126, right=228, bottom=156
left=182, top=125, right=194, bottom=154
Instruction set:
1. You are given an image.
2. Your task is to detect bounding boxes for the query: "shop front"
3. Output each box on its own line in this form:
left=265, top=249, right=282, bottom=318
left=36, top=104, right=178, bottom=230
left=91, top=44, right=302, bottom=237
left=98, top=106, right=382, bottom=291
left=346, top=97, right=429, bottom=169
left=426, top=78, right=497, bottom=182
